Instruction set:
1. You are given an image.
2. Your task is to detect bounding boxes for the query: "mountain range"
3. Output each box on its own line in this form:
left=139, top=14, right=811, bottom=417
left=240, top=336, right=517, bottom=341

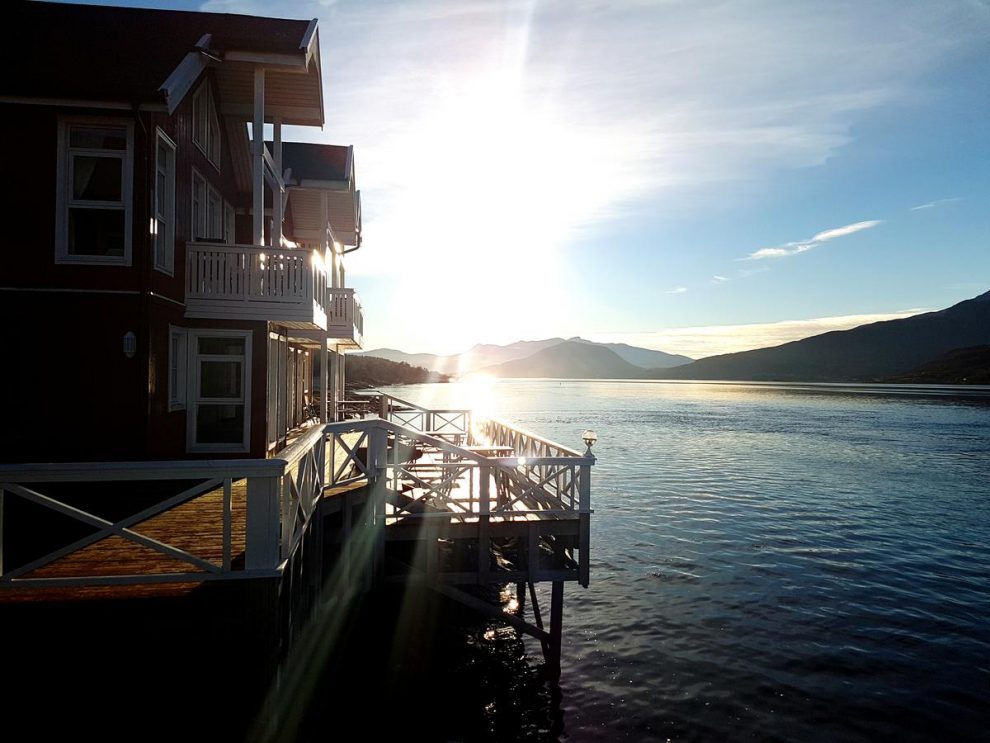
left=355, top=337, right=693, bottom=375
left=654, top=290, right=990, bottom=382
left=356, top=290, right=990, bottom=383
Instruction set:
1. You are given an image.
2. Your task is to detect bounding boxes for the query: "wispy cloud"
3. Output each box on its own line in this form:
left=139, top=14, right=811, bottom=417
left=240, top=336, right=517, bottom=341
left=205, top=0, right=978, bottom=254
left=667, top=286, right=688, bottom=294
left=590, top=309, right=926, bottom=359
left=712, top=275, right=729, bottom=283
left=745, top=219, right=882, bottom=260
left=911, top=197, right=961, bottom=211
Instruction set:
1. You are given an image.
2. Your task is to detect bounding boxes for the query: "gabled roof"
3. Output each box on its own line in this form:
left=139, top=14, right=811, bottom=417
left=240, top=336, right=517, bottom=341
left=279, top=142, right=353, bottom=185
left=5, top=2, right=322, bottom=125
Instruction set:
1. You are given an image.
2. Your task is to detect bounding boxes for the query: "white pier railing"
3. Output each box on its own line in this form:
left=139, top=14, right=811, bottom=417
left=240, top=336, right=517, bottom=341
left=376, top=392, right=472, bottom=443
left=0, top=412, right=593, bottom=589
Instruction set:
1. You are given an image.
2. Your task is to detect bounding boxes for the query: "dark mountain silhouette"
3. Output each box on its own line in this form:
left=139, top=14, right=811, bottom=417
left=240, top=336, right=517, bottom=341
left=570, top=338, right=692, bottom=368
left=481, top=341, right=644, bottom=378
left=882, top=345, right=990, bottom=384
left=652, top=290, right=990, bottom=382
left=344, top=356, right=448, bottom=389
left=358, top=337, right=690, bottom=374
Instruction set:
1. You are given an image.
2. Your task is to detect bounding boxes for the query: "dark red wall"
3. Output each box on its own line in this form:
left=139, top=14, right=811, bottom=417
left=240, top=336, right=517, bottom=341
left=0, top=73, right=276, bottom=463
left=1, top=292, right=147, bottom=462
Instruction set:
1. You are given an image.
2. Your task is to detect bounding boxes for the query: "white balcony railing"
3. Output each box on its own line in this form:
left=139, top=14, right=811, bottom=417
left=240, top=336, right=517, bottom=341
left=185, top=242, right=328, bottom=330
left=326, top=287, right=363, bottom=347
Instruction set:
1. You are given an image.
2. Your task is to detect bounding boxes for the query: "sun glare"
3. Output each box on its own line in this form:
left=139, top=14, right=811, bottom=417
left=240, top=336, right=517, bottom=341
left=355, top=65, right=634, bottom=350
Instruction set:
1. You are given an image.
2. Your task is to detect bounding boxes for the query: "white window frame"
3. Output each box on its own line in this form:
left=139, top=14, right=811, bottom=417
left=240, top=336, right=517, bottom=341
left=191, top=168, right=227, bottom=242
left=168, top=326, right=187, bottom=411
left=187, top=329, right=252, bottom=453
left=153, top=129, right=177, bottom=275
left=192, top=83, right=221, bottom=168
left=55, top=116, right=134, bottom=266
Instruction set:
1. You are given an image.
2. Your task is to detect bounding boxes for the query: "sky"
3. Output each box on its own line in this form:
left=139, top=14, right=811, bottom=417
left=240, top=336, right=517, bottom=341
left=80, top=0, right=990, bottom=357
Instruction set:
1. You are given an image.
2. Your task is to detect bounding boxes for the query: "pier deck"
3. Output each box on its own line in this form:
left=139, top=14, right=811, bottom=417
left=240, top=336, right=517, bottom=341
left=0, top=393, right=594, bottom=693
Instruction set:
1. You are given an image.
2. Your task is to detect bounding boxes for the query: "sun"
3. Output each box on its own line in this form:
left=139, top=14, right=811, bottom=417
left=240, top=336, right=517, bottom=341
left=356, top=67, right=626, bottom=351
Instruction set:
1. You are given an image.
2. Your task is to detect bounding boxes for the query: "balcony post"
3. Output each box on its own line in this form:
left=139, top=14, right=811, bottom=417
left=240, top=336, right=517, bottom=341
left=320, top=333, right=330, bottom=423
left=330, top=350, right=340, bottom=422
left=339, top=351, right=346, bottom=408
left=273, top=117, right=283, bottom=248
left=252, top=66, right=265, bottom=246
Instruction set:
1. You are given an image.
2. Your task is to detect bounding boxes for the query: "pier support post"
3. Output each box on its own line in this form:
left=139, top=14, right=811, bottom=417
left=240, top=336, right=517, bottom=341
left=369, top=423, right=388, bottom=583
left=579, top=463, right=591, bottom=588
left=548, top=581, right=564, bottom=680
left=478, top=465, right=490, bottom=584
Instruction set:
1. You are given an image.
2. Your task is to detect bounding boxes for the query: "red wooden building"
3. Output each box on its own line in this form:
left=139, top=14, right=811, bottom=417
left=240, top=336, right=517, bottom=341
left=1, top=1, right=364, bottom=463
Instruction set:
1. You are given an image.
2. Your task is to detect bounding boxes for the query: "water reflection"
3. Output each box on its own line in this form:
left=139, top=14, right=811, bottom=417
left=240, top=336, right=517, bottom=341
left=375, top=379, right=990, bottom=742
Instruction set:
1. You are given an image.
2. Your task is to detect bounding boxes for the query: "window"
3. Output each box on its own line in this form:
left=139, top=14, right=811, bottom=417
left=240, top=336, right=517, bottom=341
left=188, top=330, right=251, bottom=452
left=168, top=327, right=187, bottom=411
left=191, top=169, right=229, bottom=242
left=154, top=130, right=176, bottom=274
left=192, top=83, right=221, bottom=166
left=56, top=118, right=134, bottom=265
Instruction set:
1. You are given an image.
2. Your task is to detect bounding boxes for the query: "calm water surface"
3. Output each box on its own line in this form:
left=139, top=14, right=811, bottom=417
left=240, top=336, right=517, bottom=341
left=377, top=380, right=990, bottom=742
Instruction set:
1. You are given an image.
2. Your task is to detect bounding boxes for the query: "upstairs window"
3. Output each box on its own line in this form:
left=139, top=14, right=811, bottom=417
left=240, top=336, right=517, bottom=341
left=191, top=169, right=231, bottom=242
left=56, top=118, right=134, bottom=265
left=153, top=130, right=176, bottom=274
left=192, top=83, right=221, bottom=167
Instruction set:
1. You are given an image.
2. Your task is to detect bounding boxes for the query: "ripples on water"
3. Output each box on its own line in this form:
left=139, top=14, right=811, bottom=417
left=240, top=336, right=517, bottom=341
left=380, top=381, right=990, bottom=742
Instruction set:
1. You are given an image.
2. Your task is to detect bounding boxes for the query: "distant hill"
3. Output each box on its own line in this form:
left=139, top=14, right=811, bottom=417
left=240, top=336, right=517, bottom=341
left=354, top=348, right=444, bottom=370
left=344, top=355, right=448, bottom=389
left=481, top=341, right=645, bottom=378
left=652, top=290, right=990, bottom=382
left=357, top=337, right=690, bottom=375
left=572, top=339, right=692, bottom=369
left=882, top=345, right=990, bottom=384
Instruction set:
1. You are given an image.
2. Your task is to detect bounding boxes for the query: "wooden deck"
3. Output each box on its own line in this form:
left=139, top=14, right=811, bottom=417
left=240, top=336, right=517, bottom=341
left=0, top=431, right=364, bottom=603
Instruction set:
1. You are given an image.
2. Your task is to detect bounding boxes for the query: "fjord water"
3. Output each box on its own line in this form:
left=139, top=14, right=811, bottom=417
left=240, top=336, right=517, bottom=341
left=382, top=380, right=990, bottom=742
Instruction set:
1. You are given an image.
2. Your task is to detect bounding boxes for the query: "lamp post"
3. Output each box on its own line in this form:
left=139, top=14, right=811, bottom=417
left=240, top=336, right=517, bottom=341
left=582, top=429, right=597, bottom=456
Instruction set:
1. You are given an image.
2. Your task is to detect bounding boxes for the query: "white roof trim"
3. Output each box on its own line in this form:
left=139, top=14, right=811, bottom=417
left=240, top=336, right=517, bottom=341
left=301, top=19, right=319, bottom=63
left=222, top=51, right=308, bottom=71
left=344, top=145, right=354, bottom=182
left=158, top=34, right=212, bottom=115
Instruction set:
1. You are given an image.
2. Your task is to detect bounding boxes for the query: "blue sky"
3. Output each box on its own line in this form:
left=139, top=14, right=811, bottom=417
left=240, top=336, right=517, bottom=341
left=78, top=0, right=990, bottom=357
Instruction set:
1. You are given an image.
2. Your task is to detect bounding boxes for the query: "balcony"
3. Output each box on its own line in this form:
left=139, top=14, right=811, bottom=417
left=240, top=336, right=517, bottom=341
left=326, top=288, right=364, bottom=348
left=185, top=243, right=328, bottom=330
